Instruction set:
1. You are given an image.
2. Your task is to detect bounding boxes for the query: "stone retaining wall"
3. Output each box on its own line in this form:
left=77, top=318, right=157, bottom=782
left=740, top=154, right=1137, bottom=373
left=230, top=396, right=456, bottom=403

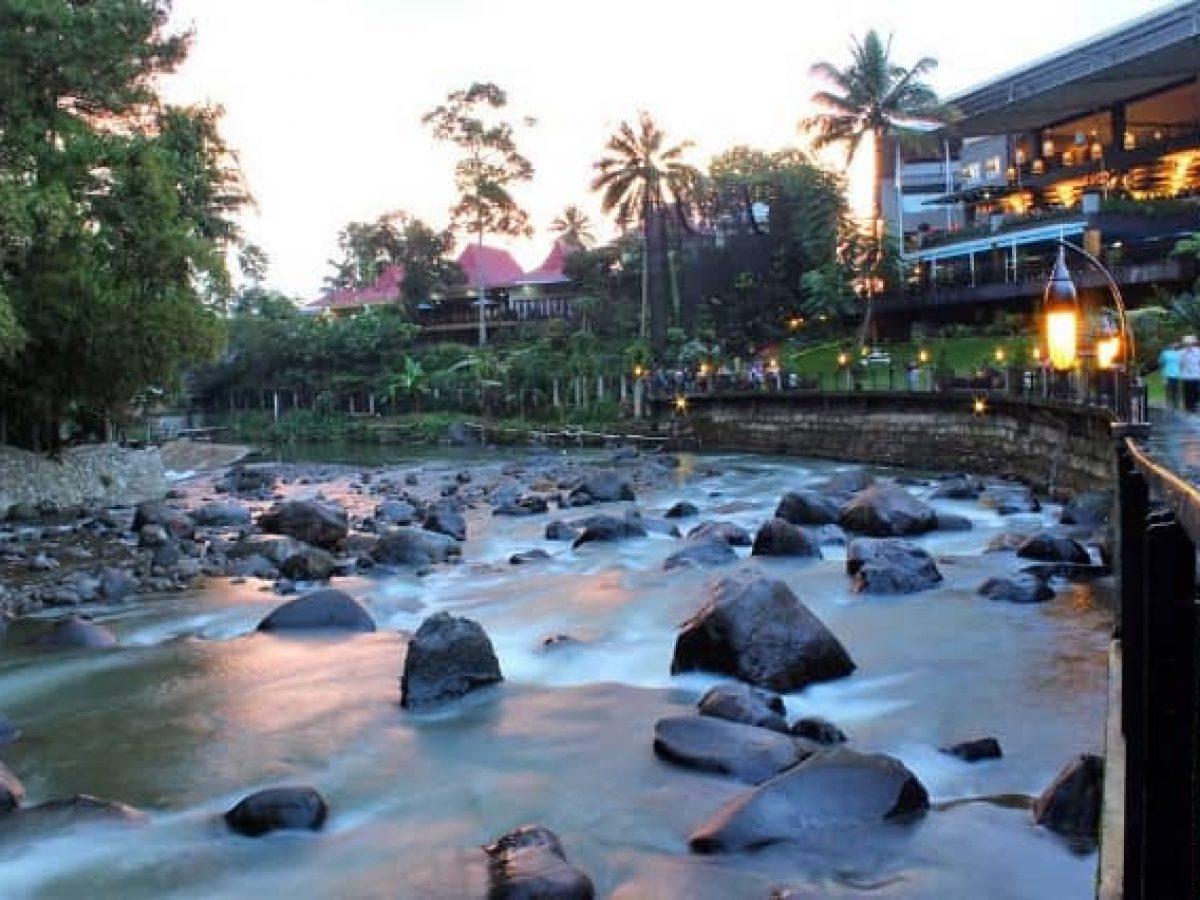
left=653, top=393, right=1115, bottom=494
left=0, top=444, right=166, bottom=515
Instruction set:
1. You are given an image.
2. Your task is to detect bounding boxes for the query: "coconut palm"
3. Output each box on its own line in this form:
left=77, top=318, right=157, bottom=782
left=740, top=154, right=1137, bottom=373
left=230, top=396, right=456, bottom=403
left=550, top=205, right=596, bottom=252
left=802, top=30, right=948, bottom=231
left=591, top=112, right=699, bottom=355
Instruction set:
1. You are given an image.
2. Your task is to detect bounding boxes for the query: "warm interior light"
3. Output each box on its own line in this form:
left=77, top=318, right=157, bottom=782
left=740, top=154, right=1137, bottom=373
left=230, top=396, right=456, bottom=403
left=918, top=349, right=929, bottom=364
left=1124, top=131, right=1136, bottom=151
left=633, top=365, right=644, bottom=378
left=1096, top=335, right=1120, bottom=369
left=973, top=397, right=988, bottom=415
left=1045, top=309, right=1078, bottom=370
left=674, top=395, right=688, bottom=412
left=1043, top=138, right=1055, bottom=158
left=1031, top=159, right=1046, bottom=175
left=837, top=352, right=849, bottom=367
left=995, top=347, right=1005, bottom=363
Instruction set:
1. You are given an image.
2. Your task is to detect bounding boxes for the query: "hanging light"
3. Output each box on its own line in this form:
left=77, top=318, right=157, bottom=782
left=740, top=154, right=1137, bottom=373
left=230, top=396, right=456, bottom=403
left=1043, top=247, right=1079, bottom=371
left=1096, top=335, right=1121, bottom=369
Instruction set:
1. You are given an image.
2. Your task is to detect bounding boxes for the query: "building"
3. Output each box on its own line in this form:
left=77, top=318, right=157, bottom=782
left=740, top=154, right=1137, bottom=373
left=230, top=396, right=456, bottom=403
left=878, top=1, right=1200, bottom=333
left=305, top=241, right=576, bottom=341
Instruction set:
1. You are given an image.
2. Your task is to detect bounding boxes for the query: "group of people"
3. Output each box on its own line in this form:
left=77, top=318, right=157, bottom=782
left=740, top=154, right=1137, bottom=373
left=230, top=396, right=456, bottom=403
left=1159, top=335, right=1200, bottom=411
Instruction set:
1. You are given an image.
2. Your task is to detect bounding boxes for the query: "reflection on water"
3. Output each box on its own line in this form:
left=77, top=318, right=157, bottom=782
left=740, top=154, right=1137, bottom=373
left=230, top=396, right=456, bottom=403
left=0, top=452, right=1110, bottom=898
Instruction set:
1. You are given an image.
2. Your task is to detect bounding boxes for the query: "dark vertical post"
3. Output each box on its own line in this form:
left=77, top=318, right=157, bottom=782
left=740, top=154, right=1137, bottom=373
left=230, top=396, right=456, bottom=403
left=1117, top=442, right=1149, bottom=898
left=1142, top=515, right=1197, bottom=900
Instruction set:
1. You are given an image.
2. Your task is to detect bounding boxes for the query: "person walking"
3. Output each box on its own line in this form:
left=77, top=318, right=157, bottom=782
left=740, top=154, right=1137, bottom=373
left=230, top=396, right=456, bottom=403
left=1179, top=335, right=1200, bottom=412
left=1160, top=340, right=1182, bottom=409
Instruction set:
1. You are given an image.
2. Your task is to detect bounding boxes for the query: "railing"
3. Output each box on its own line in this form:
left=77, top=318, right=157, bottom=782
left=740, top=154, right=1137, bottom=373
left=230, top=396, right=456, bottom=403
left=1115, top=433, right=1200, bottom=899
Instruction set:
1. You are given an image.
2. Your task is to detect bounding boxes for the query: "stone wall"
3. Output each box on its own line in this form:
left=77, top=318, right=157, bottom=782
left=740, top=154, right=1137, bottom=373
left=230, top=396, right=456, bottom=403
left=652, top=392, right=1115, bottom=494
left=0, top=444, right=166, bottom=515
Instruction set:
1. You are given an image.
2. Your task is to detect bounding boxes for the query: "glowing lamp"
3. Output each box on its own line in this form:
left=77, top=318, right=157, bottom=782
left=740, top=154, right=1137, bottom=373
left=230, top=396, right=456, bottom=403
left=837, top=352, right=849, bottom=368
left=1097, top=336, right=1121, bottom=370
left=1043, top=247, right=1079, bottom=371
left=633, top=365, right=644, bottom=378
left=698, top=363, right=710, bottom=377
left=973, top=397, right=988, bottom=416
left=995, top=347, right=1005, bottom=364
left=674, top=395, right=688, bottom=413
left=918, top=348, right=929, bottom=365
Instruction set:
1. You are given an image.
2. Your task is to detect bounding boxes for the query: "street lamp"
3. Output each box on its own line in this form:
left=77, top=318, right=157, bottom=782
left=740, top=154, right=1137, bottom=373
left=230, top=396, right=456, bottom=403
left=1041, top=239, right=1148, bottom=431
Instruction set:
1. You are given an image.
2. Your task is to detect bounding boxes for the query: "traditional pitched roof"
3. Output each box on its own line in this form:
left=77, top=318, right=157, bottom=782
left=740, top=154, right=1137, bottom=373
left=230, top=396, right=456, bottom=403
left=306, top=263, right=405, bottom=313
left=516, top=240, right=570, bottom=285
left=457, top=244, right=525, bottom=287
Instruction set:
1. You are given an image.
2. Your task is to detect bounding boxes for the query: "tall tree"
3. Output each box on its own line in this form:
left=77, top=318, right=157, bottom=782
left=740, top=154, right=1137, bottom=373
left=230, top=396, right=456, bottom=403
left=422, top=82, right=534, bottom=346
left=591, top=113, right=699, bottom=356
left=0, top=0, right=249, bottom=448
left=550, top=205, right=595, bottom=252
left=802, top=30, right=947, bottom=231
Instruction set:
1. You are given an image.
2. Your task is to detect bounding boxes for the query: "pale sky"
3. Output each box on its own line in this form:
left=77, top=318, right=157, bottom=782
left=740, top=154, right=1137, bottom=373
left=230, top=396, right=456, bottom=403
left=162, top=0, right=1167, bottom=300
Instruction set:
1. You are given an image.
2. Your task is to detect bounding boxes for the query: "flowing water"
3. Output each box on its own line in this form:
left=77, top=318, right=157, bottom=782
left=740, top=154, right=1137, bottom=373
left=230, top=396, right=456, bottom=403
left=0, top=452, right=1111, bottom=898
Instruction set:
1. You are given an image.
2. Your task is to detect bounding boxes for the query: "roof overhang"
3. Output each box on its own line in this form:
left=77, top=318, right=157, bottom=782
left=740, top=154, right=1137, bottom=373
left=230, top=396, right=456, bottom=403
left=943, top=3, right=1200, bottom=138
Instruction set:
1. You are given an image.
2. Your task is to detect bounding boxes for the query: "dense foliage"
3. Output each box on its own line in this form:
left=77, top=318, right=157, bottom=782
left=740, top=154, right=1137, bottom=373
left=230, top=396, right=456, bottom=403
left=0, top=0, right=248, bottom=448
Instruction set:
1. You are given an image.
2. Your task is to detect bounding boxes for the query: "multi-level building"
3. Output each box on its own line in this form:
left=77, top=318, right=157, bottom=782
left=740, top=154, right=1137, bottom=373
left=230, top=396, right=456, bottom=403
left=877, top=1, right=1200, bottom=335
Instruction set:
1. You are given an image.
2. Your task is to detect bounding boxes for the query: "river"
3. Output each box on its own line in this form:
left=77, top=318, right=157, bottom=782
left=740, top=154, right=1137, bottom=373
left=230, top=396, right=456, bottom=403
left=0, top=451, right=1110, bottom=898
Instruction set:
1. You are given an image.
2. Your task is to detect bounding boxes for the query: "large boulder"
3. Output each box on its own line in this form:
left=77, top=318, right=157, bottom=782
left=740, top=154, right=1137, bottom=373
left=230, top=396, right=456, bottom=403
left=930, top=474, right=984, bottom=500
left=224, top=786, right=329, bottom=837
left=372, top=527, right=462, bottom=568
left=1033, top=754, right=1103, bottom=843
left=571, top=515, right=647, bottom=548
left=820, top=469, right=875, bottom=497
left=653, top=716, right=813, bottom=784
left=566, top=472, right=635, bottom=506
left=838, top=483, right=937, bottom=537
left=664, top=540, right=738, bottom=571
left=423, top=500, right=466, bottom=541
left=774, top=490, right=839, bottom=526
left=400, top=612, right=503, bottom=709
left=979, top=573, right=1054, bottom=604
left=2, top=795, right=145, bottom=834
left=1016, top=533, right=1091, bottom=564
left=227, top=534, right=310, bottom=567
left=192, top=502, right=252, bottom=527
left=670, top=574, right=856, bottom=692
left=257, top=589, right=375, bottom=633
left=1060, top=490, right=1113, bottom=526
left=132, top=500, right=194, bottom=540
left=688, top=749, right=929, bottom=853
left=375, top=499, right=417, bottom=526
left=484, top=825, right=594, bottom=900
left=26, top=616, right=118, bottom=650
left=686, top=521, right=753, bottom=547
left=846, top=538, right=943, bottom=594
left=697, top=683, right=788, bottom=733
left=493, top=495, right=549, bottom=517
left=279, top=547, right=337, bottom=581
left=257, top=500, right=348, bottom=550
left=751, top=519, right=822, bottom=558
left=545, top=520, right=581, bottom=542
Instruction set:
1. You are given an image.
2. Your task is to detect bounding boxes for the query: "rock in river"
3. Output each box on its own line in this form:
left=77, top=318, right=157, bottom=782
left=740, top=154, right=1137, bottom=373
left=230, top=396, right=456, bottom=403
left=838, top=482, right=937, bottom=537
left=846, top=538, right=943, bottom=594
left=1033, top=753, right=1103, bottom=844
left=484, top=824, right=595, bottom=900
left=654, top=715, right=813, bottom=784
left=257, top=500, right=349, bottom=550
left=224, top=786, right=329, bottom=837
left=697, top=683, right=788, bottom=733
left=26, top=616, right=118, bottom=650
left=257, top=588, right=376, bottom=633
left=400, top=612, right=502, bottom=709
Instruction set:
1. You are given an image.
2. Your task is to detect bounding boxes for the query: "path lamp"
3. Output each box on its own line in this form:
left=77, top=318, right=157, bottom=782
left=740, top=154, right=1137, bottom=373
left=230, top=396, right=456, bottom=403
left=837, top=351, right=850, bottom=391
left=1041, top=240, right=1149, bottom=434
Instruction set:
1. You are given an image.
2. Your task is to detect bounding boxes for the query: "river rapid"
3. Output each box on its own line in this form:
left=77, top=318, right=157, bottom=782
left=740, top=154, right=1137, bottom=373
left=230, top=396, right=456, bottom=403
left=0, top=450, right=1110, bottom=898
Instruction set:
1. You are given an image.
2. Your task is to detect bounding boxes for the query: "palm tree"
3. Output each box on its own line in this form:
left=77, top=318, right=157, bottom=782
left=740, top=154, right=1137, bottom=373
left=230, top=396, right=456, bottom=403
left=802, top=30, right=948, bottom=233
left=550, top=205, right=596, bottom=252
left=591, top=112, right=699, bottom=355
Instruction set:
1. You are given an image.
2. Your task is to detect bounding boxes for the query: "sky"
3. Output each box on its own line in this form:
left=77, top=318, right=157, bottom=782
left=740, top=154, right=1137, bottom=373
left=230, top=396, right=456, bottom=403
left=161, top=0, right=1170, bottom=300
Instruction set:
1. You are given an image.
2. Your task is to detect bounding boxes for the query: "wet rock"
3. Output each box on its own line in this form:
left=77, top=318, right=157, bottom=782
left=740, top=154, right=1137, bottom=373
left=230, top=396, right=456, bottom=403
left=27, top=616, right=118, bottom=650
left=654, top=715, right=813, bottom=784
left=838, top=483, right=937, bottom=537
left=224, top=786, right=329, bottom=837
left=774, top=490, right=839, bottom=526
left=930, top=474, right=984, bottom=500
left=671, top=573, right=856, bottom=692
left=279, top=547, right=337, bottom=581
left=258, top=588, right=375, bottom=633
left=571, top=515, right=647, bottom=548
left=980, top=485, right=1040, bottom=515
left=935, top=512, right=974, bottom=531
left=1016, top=533, right=1091, bottom=565
left=98, top=568, right=139, bottom=602
left=218, top=466, right=277, bottom=497
left=1021, top=562, right=1109, bottom=581
left=257, top=500, right=349, bottom=550
left=494, top=496, right=549, bottom=517
left=227, top=534, right=309, bottom=567
left=372, top=527, right=461, bottom=568
left=6, top=503, right=39, bottom=522
left=1033, top=754, right=1103, bottom=844
left=790, top=717, right=847, bottom=745
left=151, top=541, right=182, bottom=569
left=1061, top=490, right=1112, bottom=526
left=230, top=554, right=277, bottom=579
left=3, top=795, right=146, bottom=833
left=664, top=501, right=699, bottom=519
left=980, top=573, right=1054, bottom=604
left=544, top=520, right=580, bottom=542
left=566, top=472, right=635, bottom=506
left=400, top=612, right=502, bottom=709
left=192, top=502, right=252, bottom=527
left=697, top=683, right=788, bottom=733
left=688, top=749, right=929, bottom=853
left=820, top=469, right=875, bottom=497
left=751, top=519, right=822, bottom=558
left=423, top=500, right=466, bottom=541
left=137, top=524, right=171, bottom=548
left=664, top=540, right=738, bottom=570
left=846, top=538, right=943, bottom=594
left=940, top=737, right=1003, bottom=762
left=375, top=499, right=417, bottom=526
left=510, top=549, right=550, bottom=565
left=686, top=521, right=753, bottom=547
left=0, top=760, right=23, bottom=812
left=484, top=824, right=595, bottom=900
left=132, top=500, right=195, bottom=539
left=539, top=633, right=583, bottom=651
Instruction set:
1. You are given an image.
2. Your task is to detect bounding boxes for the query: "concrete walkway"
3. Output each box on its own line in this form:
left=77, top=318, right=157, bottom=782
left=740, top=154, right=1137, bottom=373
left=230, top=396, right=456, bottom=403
left=1143, top=406, right=1200, bottom=479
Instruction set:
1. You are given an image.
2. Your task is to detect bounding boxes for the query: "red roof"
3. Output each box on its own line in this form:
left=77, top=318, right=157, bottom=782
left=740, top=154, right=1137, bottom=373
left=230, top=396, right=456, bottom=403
left=308, top=263, right=405, bottom=312
left=457, top=244, right=525, bottom=287
left=517, top=240, right=570, bottom=285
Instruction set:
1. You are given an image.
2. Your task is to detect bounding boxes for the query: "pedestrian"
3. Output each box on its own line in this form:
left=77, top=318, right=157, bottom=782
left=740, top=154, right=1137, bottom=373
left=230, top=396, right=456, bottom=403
left=1160, top=340, right=1182, bottom=409
left=1179, top=335, right=1200, bottom=412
